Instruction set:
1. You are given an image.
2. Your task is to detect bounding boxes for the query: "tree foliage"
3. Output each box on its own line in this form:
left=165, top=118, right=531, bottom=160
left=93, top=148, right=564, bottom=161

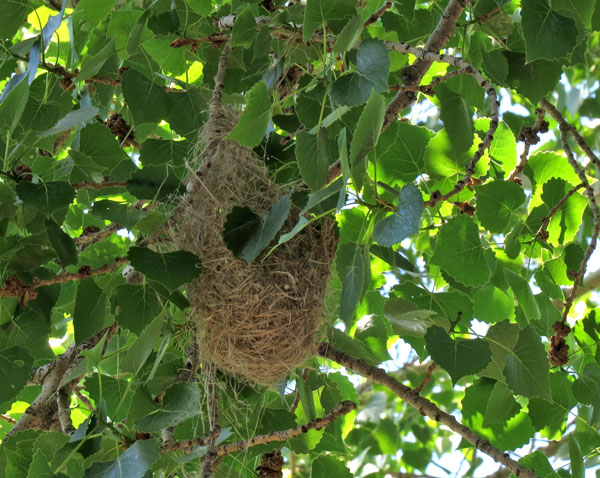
left=1, top=0, right=600, bottom=477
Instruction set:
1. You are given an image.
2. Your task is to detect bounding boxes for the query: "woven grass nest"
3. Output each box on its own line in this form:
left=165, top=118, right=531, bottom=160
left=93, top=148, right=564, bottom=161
left=174, top=103, right=336, bottom=386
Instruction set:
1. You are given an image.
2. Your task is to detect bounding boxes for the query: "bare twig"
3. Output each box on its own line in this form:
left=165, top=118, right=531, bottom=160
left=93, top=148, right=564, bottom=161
left=414, top=362, right=436, bottom=394
left=71, top=180, right=128, bottom=190
left=0, top=414, right=16, bottom=424
left=318, top=343, right=539, bottom=478
left=202, top=381, right=221, bottom=478
left=364, top=1, right=393, bottom=27
left=216, top=400, right=357, bottom=457
left=541, top=97, right=600, bottom=170
left=508, top=109, right=549, bottom=182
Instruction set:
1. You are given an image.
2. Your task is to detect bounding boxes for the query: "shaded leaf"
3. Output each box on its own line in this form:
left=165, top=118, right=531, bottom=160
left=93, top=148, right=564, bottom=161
left=16, top=181, right=75, bottom=221
left=373, top=183, right=423, bottom=246
left=84, top=439, right=160, bottom=478
left=231, top=6, right=257, bottom=48
left=121, top=69, right=170, bottom=124
left=46, top=220, right=77, bottom=267
left=91, top=200, right=148, bottom=230
left=425, top=326, right=491, bottom=383
left=126, top=165, right=184, bottom=200
left=39, top=107, right=98, bottom=137
left=503, top=326, right=551, bottom=399
left=135, top=383, right=201, bottom=432
left=435, top=83, right=473, bottom=154
left=296, top=128, right=329, bottom=191
left=0, top=345, right=33, bottom=407
left=113, top=284, right=162, bottom=335
left=74, top=278, right=108, bottom=344
left=128, top=247, right=202, bottom=292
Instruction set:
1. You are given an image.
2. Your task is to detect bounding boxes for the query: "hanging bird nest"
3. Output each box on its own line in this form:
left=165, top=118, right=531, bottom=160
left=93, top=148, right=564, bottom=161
left=172, top=101, right=336, bottom=386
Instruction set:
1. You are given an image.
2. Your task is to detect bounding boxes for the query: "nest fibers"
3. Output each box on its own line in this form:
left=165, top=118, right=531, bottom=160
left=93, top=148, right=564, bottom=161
left=174, top=104, right=336, bottom=386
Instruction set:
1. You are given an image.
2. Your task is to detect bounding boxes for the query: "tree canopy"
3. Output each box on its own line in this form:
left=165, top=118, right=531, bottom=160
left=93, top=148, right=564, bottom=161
left=1, top=0, right=600, bottom=477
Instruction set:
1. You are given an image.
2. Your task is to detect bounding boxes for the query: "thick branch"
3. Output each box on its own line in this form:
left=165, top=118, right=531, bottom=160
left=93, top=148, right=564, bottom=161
left=318, top=343, right=538, bottom=478
left=383, top=0, right=466, bottom=130
left=5, top=325, right=118, bottom=440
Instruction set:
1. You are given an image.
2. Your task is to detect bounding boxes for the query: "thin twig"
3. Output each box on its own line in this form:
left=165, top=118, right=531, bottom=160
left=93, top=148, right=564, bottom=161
left=216, top=400, right=357, bottom=456
left=508, top=109, right=548, bottom=182
left=0, top=414, right=16, bottom=425
left=536, top=183, right=584, bottom=241
left=318, top=343, right=539, bottom=478
left=414, top=362, right=436, bottom=394
left=71, top=180, right=127, bottom=190
left=383, top=42, right=499, bottom=206
left=364, top=1, right=393, bottom=27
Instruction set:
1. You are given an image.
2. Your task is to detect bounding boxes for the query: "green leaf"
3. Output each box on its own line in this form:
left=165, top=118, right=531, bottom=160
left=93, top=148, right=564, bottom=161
left=384, top=299, right=444, bottom=337
left=311, top=455, right=352, bottom=478
left=0, top=183, right=17, bottom=217
left=113, top=284, right=162, bottom=335
left=504, top=271, right=540, bottom=322
left=226, top=195, right=291, bottom=264
left=227, top=81, right=271, bottom=147
left=166, top=88, right=208, bottom=138
left=296, top=128, right=329, bottom=191
left=122, top=315, right=164, bottom=374
left=85, top=373, right=132, bottom=421
left=430, top=215, right=491, bottom=287
left=569, top=435, right=584, bottom=478
left=46, top=220, right=78, bottom=267
left=0, top=345, right=33, bottom=406
left=355, top=314, right=391, bottom=362
left=503, top=326, right=550, bottom=399
left=521, top=0, right=578, bottom=61
left=476, top=180, right=526, bottom=233
left=84, top=439, right=160, bottom=478
left=330, top=39, right=390, bottom=107
left=91, top=200, right=148, bottom=230
left=76, top=39, right=116, bottom=82
left=424, top=326, right=491, bottom=384
left=519, top=452, right=560, bottom=478
left=303, top=0, right=357, bottom=42
left=505, top=52, right=563, bottom=104
left=39, top=107, right=99, bottom=137
left=349, top=91, right=386, bottom=190
left=483, top=381, right=520, bottom=426
left=135, top=383, right=201, bottom=432
left=74, top=278, right=108, bottom=344
left=126, top=165, right=184, bottom=200
left=140, top=139, right=189, bottom=168
left=435, top=83, right=473, bottom=154
left=541, top=178, right=588, bottom=246
left=0, top=0, right=33, bottom=40
left=187, top=0, right=212, bottom=15
left=128, top=247, right=202, bottom=292
left=473, top=285, right=515, bottom=324
left=16, top=181, right=75, bottom=221
left=127, top=9, right=151, bottom=55
left=572, top=363, right=600, bottom=407
left=333, top=14, right=363, bottom=53
left=121, top=69, right=170, bottom=124
left=231, top=6, right=257, bottom=48
left=373, top=183, right=423, bottom=246
left=78, top=122, right=129, bottom=169
left=337, top=243, right=370, bottom=325
left=375, top=121, right=432, bottom=186
left=0, top=80, right=29, bottom=135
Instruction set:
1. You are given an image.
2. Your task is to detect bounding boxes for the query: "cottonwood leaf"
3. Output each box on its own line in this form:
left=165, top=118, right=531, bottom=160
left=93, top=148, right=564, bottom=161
left=0, top=183, right=17, bottom=217
left=136, top=383, right=201, bottom=432
left=128, top=247, right=202, bottom=292
left=572, top=363, right=600, bottom=407
left=425, top=326, right=491, bottom=383
left=521, top=0, right=578, bottom=62
left=483, top=381, right=520, bottom=426
left=476, top=180, right=526, bottom=233
left=113, top=284, right=162, bottom=335
left=473, top=285, right=514, bottom=324
left=227, top=81, right=271, bottom=147
left=303, top=0, right=356, bottom=42
left=231, top=6, right=256, bottom=48
left=349, top=91, right=386, bottom=190
left=333, top=14, right=363, bottom=53
left=376, top=121, right=432, bottom=186
left=0, top=80, right=29, bottom=134
left=296, top=128, right=329, bottom=191
left=122, top=315, right=164, bottom=374
left=384, top=299, right=442, bottom=337
left=435, top=83, right=473, bottom=153
left=505, top=271, right=540, bottom=322
left=16, top=181, right=75, bottom=222
left=91, top=200, right=148, bottom=230
left=373, top=183, right=423, bottom=246
left=430, top=215, right=491, bottom=287
left=76, top=39, right=115, bottom=82
left=84, top=439, right=160, bottom=478
left=312, top=455, right=352, bottom=478
left=336, top=243, right=370, bottom=326
left=73, top=278, right=108, bottom=344
left=46, top=220, right=77, bottom=267
left=519, top=452, right=560, bottom=478
left=126, top=165, right=183, bottom=200
left=479, top=320, right=520, bottom=381
left=224, top=195, right=291, bottom=264
left=79, top=122, right=128, bottom=169
left=0, top=345, right=33, bottom=407
left=121, top=69, right=170, bottom=124
left=330, top=40, right=389, bottom=107
left=504, top=52, right=563, bottom=104
left=504, top=326, right=550, bottom=399
left=570, top=436, right=584, bottom=478
left=39, top=106, right=98, bottom=137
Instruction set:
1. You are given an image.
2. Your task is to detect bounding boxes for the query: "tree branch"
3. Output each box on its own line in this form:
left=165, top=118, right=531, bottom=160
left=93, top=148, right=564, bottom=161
left=318, top=343, right=539, bottom=478
left=216, top=400, right=356, bottom=457
left=5, top=324, right=118, bottom=441
left=383, top=0, right=467, bottom=130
